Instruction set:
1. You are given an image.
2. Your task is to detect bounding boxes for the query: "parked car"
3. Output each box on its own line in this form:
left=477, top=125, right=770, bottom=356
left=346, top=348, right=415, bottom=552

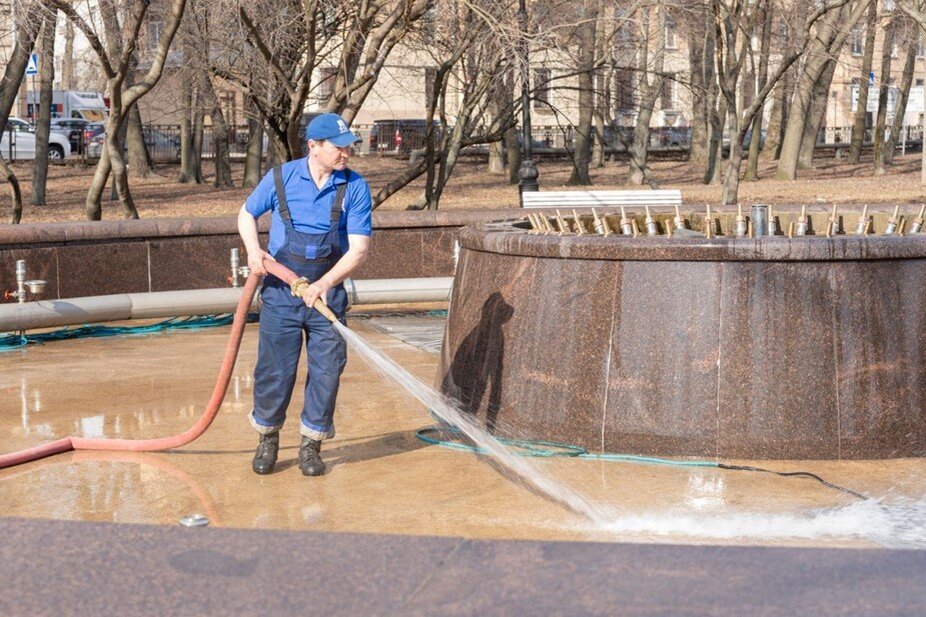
left=86, top=126, right=179, bottom=160
left=0, top=118, right=71, bottom=160
left=51, top=118, right=91, bottom=154
left=369, top=119, right=439, bottom=158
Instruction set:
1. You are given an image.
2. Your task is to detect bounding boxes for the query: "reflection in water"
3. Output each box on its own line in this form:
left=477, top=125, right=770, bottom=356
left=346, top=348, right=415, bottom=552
left=685, top=473, right=726, bottom=510
left=0, top=451, right=222, bottom=526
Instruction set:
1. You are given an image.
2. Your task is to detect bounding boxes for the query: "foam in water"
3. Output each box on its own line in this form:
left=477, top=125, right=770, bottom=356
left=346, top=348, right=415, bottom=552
left=334, top=323, right=926, bottom=547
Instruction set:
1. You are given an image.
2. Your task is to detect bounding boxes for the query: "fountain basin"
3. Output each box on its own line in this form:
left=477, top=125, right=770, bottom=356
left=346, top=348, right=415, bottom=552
left=438, top=220, right=926, bottom=460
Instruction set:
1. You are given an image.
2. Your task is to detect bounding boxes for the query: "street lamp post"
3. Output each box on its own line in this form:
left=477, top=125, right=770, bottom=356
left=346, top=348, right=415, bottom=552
left=517, top=0, right=539, bottom=202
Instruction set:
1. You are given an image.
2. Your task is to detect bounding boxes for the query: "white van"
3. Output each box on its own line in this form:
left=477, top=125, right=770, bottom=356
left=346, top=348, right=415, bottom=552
left=1, top=118, right=72, bottom=160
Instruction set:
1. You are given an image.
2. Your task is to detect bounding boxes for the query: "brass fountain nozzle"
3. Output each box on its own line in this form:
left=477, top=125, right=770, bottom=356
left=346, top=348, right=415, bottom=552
left=912, top=204, right=925, bottom=234
left=734, top=204, right=747, bottom=237
left=591, top=208, right=613, bottom=236
left=673, top=205, right=686, bottom=231
left=619, top=206, right=633, bottom=236
left=826, top=204, right=839, bottom=238
left=884, top=205, right=900, bottom=235
left=855, top=205, right=869, bottom=236
left=572, top=209, right=586, bottom=235
left=795, top=205, right=809, bottom=236
left=644, top=206, right=659, bottom=236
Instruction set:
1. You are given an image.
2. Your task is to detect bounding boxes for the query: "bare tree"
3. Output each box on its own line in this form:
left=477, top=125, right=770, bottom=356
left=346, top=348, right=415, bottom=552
left=0, top=0, right=44, bottom=223
left=849, top=0, right=877, bottom=163
left=627, top=1, right=666, bottom=186
left=715, top=0, right=851, bottom=205
left=567, top=0, right=599, bottom=185
left=775, top=0, right=869, bottom=181
left=52, top=0, right=188, bottom=219
left=873, top=14, right=896, bottom=174
left=211, top=0, right=432, bottom=163
left=32, top=11, right=56, bottom=206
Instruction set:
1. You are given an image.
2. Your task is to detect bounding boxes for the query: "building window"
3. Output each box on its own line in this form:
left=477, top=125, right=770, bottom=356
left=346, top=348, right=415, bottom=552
left=664, top=15, right=677, bottom=49
left=883, top=0, right=894, bottom=11
left=661, top=75, right=676, bottom=111
left=424, top=67, right=437, bottom=110
left=533, top=68, right=551, bottom=109
left=317, top=67, right=337, bottom=103
left=615, top=70, right=635, bottom=112
left=918, top=34, right=925, bottom=58
left=849, top=24, right=864, bottom=56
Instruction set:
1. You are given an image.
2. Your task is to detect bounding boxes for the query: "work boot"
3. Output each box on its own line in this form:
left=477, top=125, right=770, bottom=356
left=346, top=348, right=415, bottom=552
left=251, top=431, right=279, bottom=475
left=299, top=436, right=326, bottom=477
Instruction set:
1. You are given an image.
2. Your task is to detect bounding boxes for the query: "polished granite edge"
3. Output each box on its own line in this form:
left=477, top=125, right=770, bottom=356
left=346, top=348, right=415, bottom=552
left=2, top=517, right=924, bottom=616
left=0, top=210, right=528, bottom=245
left=460, top=224, right=926, bottom=262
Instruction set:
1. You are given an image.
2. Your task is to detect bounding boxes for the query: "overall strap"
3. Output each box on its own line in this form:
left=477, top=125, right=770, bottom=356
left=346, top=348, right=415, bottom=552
left=330, top=168, right=351, bottom=225
left=272, top=165, right=294, bottom=228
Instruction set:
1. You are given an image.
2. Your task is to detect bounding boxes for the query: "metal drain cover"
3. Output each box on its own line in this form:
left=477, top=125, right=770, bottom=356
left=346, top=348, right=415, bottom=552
left=178, top=513, right=210, bottom=528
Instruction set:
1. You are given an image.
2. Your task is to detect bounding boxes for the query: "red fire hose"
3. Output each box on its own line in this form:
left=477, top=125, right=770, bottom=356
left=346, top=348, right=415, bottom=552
left=0, top=259, right=309, bottom=470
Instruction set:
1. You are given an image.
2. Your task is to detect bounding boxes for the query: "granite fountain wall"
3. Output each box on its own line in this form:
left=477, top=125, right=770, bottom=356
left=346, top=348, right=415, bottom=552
left=438, top=219, right=926, bottom=460
left=0, top=211, right=515, bottom=300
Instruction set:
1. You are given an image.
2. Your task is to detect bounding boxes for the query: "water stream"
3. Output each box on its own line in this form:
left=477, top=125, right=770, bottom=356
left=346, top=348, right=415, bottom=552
left=334, top=322, right=926, bottom=547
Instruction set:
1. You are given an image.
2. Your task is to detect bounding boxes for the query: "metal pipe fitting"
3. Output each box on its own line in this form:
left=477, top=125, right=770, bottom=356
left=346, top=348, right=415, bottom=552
left=644, top=206, right=658, bottom=236
left=855, top=205, right=869, bottom=236
left=884, top=205, right=900, bottom=235
left=794, top=206, right=808, bottom=236
left=15, top=260, right=26, bottom=303
left=230, top=248, right=241, bottom=288
left=619, top=206, right=633, bottom=236
left=673, top=205, right=686, bottom=231
left=750, top=205, right=769, bottom=237
left=911, top=204, right=925, bottom=234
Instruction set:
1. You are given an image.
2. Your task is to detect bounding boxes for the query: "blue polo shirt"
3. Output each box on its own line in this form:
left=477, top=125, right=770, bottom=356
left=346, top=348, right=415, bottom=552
left=245, top=157, right=373, bottom=256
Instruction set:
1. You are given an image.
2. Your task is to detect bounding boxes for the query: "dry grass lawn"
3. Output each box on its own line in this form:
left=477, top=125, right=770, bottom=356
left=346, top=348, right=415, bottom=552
left=5, top=151, right=926, bottom=224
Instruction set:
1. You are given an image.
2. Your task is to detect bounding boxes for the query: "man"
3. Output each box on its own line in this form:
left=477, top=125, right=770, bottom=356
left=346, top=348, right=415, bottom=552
left=237, top=113, right=371, bottom=477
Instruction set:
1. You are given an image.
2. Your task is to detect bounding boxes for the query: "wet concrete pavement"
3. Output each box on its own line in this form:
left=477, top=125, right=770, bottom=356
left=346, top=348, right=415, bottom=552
left=1, top=316, right=925, bottom=548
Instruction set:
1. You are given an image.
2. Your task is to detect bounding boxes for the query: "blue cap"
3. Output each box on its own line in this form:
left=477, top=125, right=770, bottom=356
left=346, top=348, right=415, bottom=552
left=307, top=113, right=360, bottom=147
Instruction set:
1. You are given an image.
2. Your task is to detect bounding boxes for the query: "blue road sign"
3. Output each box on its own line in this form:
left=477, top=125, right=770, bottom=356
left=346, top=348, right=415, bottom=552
left=25, top=53, right=38, bottom=76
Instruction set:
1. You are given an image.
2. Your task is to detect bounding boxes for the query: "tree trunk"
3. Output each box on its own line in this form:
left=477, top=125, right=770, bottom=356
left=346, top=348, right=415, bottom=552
left=883, top=42, right=916, bottom=166
left=849, top=0, right=878, bottom=163
left=177, top=69, right=197, bottom=183
left=0, top=0, right=43, bottom=223
left=567, top=2, right=598, bottom=186
left=764, top=68, right=793, bottom=160
left=776, top=2, right=861, bottom=179
left=31, top=12, right=56, bottom=206
left=204, top=81, right=233, bottom=188
left=126, top=104, right=153, bottom=177
left=744, top=3, right=772, bottom=182
left=243, top=104, right=264, bottom=187
left=61, top=18, right=75, bottom=90
left=687, top=18, right=709, bottom=166
left=505, top=127, right=520, bottom=185
left=874, top=22, right=895, bottom=175
left=798, top=60, right=836, bottom=169
left=191, top=87, right=205, bottom=184
left=721, top=106, right=745, bottom=205
left=628, top=4, right=665, bottom=186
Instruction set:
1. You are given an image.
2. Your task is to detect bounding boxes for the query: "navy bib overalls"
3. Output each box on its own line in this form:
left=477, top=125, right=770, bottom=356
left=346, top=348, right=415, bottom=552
left=248, top=166, right=350, bottom=441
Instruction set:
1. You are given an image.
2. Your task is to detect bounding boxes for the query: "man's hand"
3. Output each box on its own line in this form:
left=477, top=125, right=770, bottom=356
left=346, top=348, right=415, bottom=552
left=299, top=280, right=331, bottom=309
left=247, top=249, right=275, bottom=276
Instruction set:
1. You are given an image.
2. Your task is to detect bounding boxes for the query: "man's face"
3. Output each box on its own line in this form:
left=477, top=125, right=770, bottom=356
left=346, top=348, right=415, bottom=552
left=308, top=139, right=351, bottom=171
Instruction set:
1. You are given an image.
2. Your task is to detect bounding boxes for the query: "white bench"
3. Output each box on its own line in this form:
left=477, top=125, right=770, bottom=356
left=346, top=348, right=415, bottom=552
left=521, top=189, right=681, bottom=209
